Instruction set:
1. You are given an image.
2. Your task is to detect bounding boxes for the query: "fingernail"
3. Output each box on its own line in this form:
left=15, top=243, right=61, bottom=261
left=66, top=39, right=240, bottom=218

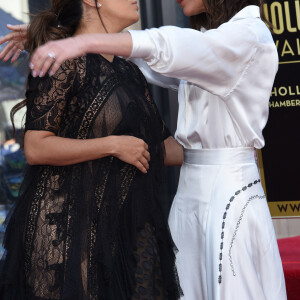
left=49, top=70, right=54, bottom=76
left=7, top=24, right=12, bottom=26
left=39, top=71, right=44, bottom=77
left=29, top=63, right=34, bottom=69
left=32, top=70, right=37, bottom=77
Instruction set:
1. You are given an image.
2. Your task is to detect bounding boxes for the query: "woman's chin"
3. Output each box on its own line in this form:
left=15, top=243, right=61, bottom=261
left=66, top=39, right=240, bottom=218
left=127, top=14, right=140, bottom=28
left=182, top=7, right=194, bottom=17
left=183, top=6, right=205, bottom=17
left=132, top=13, right=140, bottom=24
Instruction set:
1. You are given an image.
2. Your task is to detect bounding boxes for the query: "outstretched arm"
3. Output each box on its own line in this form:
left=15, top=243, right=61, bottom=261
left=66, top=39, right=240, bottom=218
left=0, top=25, right=180, bottom=90
left=29, top=32, right=133, bottom=76
left=30, top=22, right=264, bottom=99
left=2, top=22, right=261, bottom=98
left=0, top=24, right=132, bottom=73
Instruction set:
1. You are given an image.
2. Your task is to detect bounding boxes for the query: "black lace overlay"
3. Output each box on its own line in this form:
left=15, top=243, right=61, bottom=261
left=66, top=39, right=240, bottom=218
left=0, top=54, right=182, bottom=300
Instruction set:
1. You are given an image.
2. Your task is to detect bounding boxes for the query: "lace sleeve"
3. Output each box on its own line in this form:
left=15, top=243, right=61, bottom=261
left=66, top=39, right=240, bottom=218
left=25, top=59, right=79, bottom=135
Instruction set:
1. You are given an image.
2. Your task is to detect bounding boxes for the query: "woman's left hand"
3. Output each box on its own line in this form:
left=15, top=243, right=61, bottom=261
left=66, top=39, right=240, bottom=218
left=30, top=35, right=88, bottom=77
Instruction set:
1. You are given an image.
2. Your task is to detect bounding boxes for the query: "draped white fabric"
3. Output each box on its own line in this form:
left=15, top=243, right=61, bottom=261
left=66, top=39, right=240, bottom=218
left=129, top=5, right=278, bottom=149
left=169, top=148, right=286, bottom=300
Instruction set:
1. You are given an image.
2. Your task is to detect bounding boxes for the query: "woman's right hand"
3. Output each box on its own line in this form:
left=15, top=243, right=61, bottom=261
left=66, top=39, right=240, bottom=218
left=24, top=132, right=150, bottom=171
left=111, top=136, right=150, bottom=174
left=0, top=24, right=28, bottom=62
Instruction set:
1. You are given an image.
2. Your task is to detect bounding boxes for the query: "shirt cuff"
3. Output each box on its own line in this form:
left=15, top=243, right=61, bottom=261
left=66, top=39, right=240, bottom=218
left=128, top=30, right=155, bottom=60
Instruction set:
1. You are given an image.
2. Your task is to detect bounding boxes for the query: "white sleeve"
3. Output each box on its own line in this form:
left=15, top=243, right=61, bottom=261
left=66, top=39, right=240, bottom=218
left=129, top=58, right=180, bottom=91
left=128, top=22, right=258, bottom=98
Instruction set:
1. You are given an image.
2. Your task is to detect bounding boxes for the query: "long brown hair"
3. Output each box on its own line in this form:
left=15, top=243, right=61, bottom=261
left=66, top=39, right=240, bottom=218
left=190, top=0, right=268, bottom=30
left=11, top=0, right=105, bottom=132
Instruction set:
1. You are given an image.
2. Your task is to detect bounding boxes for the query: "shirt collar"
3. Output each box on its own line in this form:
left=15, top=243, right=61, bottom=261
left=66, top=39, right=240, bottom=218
left=229, top=5, right=261, bottom=22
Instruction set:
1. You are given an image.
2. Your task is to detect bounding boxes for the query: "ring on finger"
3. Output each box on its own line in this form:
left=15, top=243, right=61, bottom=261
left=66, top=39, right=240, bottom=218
left=17, top=49, right=22, bottom=53
left=48, top=52, right=56, bottom=60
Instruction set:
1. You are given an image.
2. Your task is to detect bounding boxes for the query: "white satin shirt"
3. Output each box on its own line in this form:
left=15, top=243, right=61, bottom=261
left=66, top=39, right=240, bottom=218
left=129, top=5, right=278, bottom=149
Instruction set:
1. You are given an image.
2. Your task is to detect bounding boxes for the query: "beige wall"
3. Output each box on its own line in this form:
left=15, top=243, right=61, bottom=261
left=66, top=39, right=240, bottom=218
left=273, top=219, right=300, bottom=239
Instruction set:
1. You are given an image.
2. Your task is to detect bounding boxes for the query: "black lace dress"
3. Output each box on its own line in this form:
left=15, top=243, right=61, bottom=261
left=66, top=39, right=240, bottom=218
left=0, top=54, right=182, bottom=300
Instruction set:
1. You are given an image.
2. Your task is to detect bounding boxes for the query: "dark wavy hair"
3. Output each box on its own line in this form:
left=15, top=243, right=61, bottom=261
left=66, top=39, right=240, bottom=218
left=11, top=0, right=105, bottom=131
left=26, top=0, right=107, bottom=54
left=190, top=0, right=268, bottom=30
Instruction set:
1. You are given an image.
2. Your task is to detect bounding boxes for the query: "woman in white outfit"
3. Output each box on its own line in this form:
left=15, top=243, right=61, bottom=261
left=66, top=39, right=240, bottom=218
left=1, top=0, right=287, bottom=299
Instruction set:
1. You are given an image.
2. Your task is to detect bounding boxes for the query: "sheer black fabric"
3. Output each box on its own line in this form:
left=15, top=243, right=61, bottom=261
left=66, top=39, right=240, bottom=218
left=0, top=54, right=182, bottom=300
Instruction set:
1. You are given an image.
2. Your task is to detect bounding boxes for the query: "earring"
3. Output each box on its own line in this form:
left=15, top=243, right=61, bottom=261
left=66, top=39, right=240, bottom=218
left=98, top=3, right=102, bottom=7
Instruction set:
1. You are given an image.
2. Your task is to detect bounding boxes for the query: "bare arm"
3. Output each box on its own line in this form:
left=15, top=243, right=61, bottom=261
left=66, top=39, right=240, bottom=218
left=0, top=24, right=131, bottom=75
left=82, top=32, right=132, bottom=57
left=164, top=136, right=183, bottom=166
left=25, top=130, right=150, bottom=174
left=29, top=32, right=132, bottom=76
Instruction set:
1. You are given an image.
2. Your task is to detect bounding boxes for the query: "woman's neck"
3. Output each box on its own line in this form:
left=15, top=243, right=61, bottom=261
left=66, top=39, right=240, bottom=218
left=74, top=16, right=123, bottom=62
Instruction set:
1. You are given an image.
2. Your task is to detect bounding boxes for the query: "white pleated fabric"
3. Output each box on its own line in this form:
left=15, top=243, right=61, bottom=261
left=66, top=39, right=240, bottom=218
left=168, top=148, right=286, bottom=300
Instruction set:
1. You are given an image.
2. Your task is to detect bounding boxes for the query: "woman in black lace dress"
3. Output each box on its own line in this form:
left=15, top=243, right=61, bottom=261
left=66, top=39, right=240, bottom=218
left=0, top=0, right=183, bottom=299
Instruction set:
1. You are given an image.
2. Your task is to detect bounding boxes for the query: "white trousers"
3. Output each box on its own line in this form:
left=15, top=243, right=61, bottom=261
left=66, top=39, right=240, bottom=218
left=169, top=148, right=287, bottom=300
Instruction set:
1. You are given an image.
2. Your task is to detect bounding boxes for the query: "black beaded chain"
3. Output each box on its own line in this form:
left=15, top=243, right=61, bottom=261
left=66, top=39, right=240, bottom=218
left=228, top=194, right=266, bottom=277
left=218, top=179, right=261, bottom=284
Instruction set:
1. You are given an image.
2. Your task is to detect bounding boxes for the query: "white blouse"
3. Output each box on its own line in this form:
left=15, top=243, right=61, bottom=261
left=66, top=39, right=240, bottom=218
left=128, top=5, right=278, bottom=149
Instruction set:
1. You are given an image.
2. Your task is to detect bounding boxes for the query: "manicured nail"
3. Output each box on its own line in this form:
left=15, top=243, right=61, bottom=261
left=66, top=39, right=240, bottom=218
left=49, top=70, right=54, bottom=76
left=39, top=71, right=44, bottom=77
left=29, top=63, right=34, bottom=69
left=32, top=70, right=37, bottom=77
left=7, top=24, right=12, bottom=27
